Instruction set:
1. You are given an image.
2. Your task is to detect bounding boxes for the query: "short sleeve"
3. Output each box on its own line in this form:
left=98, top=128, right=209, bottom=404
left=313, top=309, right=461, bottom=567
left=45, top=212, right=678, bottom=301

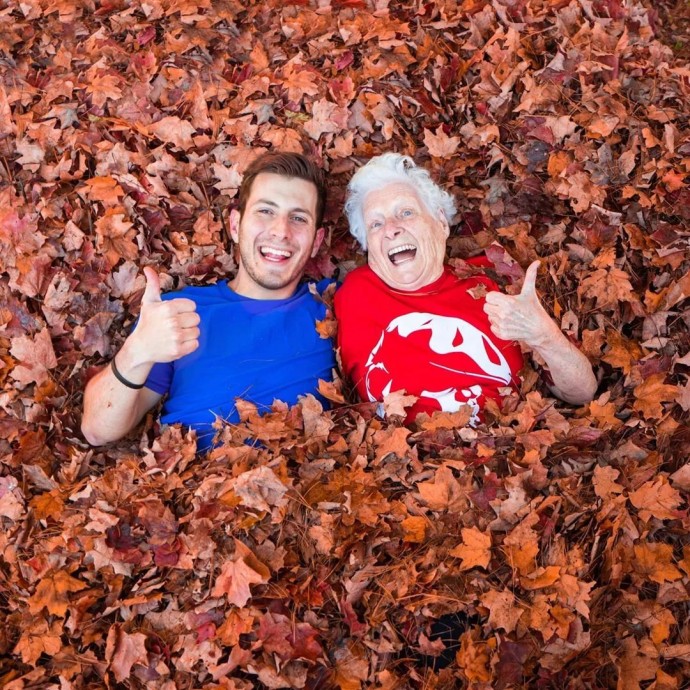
left=145, top=361, right=173, bottom=395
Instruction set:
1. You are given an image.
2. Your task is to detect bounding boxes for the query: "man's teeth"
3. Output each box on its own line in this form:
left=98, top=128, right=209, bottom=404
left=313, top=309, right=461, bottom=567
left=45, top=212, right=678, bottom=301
left=388, top=244, right=416, bottom=257
left=260, top=247, right=292, bottom=258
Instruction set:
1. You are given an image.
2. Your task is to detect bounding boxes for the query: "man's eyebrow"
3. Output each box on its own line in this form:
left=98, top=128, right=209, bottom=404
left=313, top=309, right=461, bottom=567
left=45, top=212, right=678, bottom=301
left=251, top=199, right=313, bottom=217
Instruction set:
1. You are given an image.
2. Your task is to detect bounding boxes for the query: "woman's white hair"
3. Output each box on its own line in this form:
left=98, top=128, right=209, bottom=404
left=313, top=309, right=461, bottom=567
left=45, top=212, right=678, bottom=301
left=344, top=153, right=457, bottom=250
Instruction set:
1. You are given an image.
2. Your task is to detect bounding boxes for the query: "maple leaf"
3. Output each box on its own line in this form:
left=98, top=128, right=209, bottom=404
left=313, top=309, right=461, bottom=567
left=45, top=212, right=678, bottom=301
left=211, top=539, right=270, bottom=607
left=593, top=464, right=624, bottom=499
left=9, top=328, right=58, bottom=387
left=232, top=466, right=288, bottom=513
left=416, top=464, right=467, bottom=513
left=457, top=632, right=494, bottom=683
left=333, top=643, right=369, bottom=690
left=300, top=393, right=334, bottom=440
left=629, top=477, right=683, bottom=522
left=450, top=527, right=492, bottom=571
left=95, top=211, right=138, bottom=267
left=13, top=619, right=63, bottom=665
left=579, top=265, right=638, bottom=311
left=401, top=515, right=427, bottom=543
left=633, top=542, right=682, bottom=584
left=105, top=625, right=149, bottom=682
left=381, top=389, right=417, bottom=419
left=0, top=476, right=25, bottom=521
left=149, top=116, right=196, bottom=150
left=373, top=426, right=411, bottom=462
left=424, top=126, right=461, bottom=158
left=480, top=589, right=523, bottom=633
left=28, top=569, right=87, bottom=617
left=304, top=99, right=348, bottom=140
left=79, top=176, right=125, bottom=205
left=633, top=374, right=679, bottom=419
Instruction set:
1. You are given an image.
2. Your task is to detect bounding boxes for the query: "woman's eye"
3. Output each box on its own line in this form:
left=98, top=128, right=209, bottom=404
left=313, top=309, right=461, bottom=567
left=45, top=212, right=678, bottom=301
left=368, top=221, right=382, bottom=231
left=401, top=209, right=413, bottom=218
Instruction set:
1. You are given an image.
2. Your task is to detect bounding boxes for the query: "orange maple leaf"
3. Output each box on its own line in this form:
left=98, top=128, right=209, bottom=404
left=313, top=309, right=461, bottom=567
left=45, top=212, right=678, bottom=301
left=211, top=539, right=270, bottom=607
left=28, top=569, right=87, bottom=617
left=633, top=374, right=680, bottom=419
left=450, top=527, right=492, bottom=571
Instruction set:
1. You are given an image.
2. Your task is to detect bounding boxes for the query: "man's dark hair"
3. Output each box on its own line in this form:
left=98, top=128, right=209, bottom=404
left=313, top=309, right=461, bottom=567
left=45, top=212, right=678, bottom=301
left=237, top=151, right=327, bottom=228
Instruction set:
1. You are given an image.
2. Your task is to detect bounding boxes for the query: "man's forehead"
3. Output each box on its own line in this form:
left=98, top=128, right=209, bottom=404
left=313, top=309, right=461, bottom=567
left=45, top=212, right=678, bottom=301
left=246, top=172, right=318, bottom=210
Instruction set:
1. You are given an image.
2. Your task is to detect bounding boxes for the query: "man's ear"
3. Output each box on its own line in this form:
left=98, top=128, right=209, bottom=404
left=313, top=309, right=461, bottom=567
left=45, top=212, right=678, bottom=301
left=229, top=209, right=241, bottom=243
left=311, top=227, right=325, bottom=257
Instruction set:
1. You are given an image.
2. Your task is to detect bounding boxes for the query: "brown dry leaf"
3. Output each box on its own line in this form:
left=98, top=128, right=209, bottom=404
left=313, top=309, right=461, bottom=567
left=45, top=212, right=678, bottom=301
left=79, top=176, right=124, bottom=204
left=416, top=464, right=467, bottom=513
left=480, top=589, right=523, bottom=634
left=401, top=515, right=427, bottom=543
left=212, top=540, right=270, bottom=607
left=149, top=116, right=196, bottom=149
left=450, top=527, right=492, bottom=571
left=105, top=625, right=148, bottom=682
left=633, top=542, right=682, bottom=584
left=382, top=389, right=417, bottom=419
left=373, top=426, right=411, bottom=462
left=503, top=514, right=540, bottom=576
left=424, top=126, right=461, bottom=158
left=232, top=466, right=288, bottom=513
left=9, top=328, right=58, bottom=387
left=521, top=566, right=561, bottom=590
left=633, top=374, right=679, bottom=419
left=593, top=464, right=624, bottom=499
left=629, top=478, right=683, bottom=522
left=457, top=631, right=494, bottom=683
left=27, top=569, right=87, bottom=617
left=13, top=619, right=63, bottom=665
left=301, top=393, right=333, bottom=440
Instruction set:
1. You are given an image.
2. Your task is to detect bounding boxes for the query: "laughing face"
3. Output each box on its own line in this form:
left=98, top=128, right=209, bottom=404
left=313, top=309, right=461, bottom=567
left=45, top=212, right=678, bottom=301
left=363, top=182, right=449, bottom=292
left=229, top=173, right=325, bottom=300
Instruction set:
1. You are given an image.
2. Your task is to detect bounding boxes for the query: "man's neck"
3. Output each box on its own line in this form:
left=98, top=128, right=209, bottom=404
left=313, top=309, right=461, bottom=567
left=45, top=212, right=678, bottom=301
left=227, top=275, right=299, bottom=301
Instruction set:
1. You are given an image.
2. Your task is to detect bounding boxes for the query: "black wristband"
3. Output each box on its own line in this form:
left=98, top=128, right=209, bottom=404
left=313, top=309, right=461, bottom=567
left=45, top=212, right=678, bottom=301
left=111, top=358, right=145, bottom=390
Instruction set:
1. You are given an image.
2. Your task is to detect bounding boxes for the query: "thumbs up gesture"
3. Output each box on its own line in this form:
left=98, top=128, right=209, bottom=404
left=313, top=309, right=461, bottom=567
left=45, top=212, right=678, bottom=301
left=483, top=260, right=559, bottom=348
left=129, top=267, right=201, bottom=365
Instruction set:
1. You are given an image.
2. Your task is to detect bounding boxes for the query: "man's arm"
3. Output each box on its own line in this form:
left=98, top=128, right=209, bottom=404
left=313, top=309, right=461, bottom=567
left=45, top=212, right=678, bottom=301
left=81, top=267, right=201, bottom=445
left=483, top=261, right=597, bottom=405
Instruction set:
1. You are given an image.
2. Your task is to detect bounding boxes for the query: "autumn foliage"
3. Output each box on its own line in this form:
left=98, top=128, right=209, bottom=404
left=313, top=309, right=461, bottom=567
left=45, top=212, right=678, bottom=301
left=1, top=0, right=689, bottom=688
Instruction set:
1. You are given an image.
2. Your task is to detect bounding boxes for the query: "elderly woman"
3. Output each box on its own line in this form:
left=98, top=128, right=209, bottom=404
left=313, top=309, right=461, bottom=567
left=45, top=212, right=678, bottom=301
left=334, top=153, right=597, bottom=422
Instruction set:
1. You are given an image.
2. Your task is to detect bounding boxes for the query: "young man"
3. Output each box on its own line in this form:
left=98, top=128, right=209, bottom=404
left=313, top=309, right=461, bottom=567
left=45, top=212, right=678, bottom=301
left=81, top=151, right=336, bottom=453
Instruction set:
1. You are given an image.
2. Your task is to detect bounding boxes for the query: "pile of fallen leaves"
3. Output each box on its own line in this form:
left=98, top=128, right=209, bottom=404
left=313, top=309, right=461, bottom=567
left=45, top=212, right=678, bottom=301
left=1, top=0, right=689, bottom=687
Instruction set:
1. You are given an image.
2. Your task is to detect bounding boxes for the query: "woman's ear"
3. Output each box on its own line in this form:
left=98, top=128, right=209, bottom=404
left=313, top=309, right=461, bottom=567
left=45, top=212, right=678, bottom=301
left=437, top=208, right=451, bottom=238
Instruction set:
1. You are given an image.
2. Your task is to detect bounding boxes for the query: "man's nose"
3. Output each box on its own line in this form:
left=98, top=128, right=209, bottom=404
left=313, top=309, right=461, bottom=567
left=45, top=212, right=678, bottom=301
left=269, top=214, right=290, bottom=238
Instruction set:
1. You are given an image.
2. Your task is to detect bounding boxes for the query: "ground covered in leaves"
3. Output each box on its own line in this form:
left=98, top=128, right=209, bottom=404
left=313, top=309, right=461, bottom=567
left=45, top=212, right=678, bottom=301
left=1, top=0, right=689, bottom=688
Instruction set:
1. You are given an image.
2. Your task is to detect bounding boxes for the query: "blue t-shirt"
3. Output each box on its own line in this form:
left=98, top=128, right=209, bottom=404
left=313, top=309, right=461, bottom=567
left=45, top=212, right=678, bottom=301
left=145, top=279, right=336, bottom=452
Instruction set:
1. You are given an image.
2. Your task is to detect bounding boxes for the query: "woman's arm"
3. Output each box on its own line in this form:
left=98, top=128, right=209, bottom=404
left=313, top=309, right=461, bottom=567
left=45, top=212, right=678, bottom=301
left=483, top=261, right=597, bottom=405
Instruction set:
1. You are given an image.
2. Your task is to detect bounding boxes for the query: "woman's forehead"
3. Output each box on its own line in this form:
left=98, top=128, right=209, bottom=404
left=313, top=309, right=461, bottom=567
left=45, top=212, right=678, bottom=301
left=363, top=181, right=421, bottom=214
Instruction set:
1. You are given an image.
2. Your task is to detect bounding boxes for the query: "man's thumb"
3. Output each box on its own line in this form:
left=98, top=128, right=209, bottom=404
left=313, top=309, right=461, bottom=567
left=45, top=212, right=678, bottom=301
left=521, top=260, right=540, bottom=296
left=142, top=267, right=162, bottom=304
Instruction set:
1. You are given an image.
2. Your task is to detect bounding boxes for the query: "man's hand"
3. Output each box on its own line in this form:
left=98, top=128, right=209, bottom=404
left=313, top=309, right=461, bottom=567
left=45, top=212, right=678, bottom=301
left=483, top=260, right=558, bottom=348
left=127, top=267, right=201, bottom=367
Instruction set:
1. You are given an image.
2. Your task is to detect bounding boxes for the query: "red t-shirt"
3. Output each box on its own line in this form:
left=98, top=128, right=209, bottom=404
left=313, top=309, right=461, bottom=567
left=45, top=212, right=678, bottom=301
left=334, top=265, right=524, bottom=423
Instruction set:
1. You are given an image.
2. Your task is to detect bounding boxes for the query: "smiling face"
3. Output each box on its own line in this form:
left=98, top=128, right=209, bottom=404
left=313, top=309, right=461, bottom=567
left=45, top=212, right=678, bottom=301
left=363, top=182, right=450, bottom=292
left=229, top=172, right=324, bottom=300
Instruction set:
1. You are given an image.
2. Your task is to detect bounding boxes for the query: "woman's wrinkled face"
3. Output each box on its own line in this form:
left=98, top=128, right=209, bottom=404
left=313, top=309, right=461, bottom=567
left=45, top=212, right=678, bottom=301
left=363, top=182, right=449, bottom=291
